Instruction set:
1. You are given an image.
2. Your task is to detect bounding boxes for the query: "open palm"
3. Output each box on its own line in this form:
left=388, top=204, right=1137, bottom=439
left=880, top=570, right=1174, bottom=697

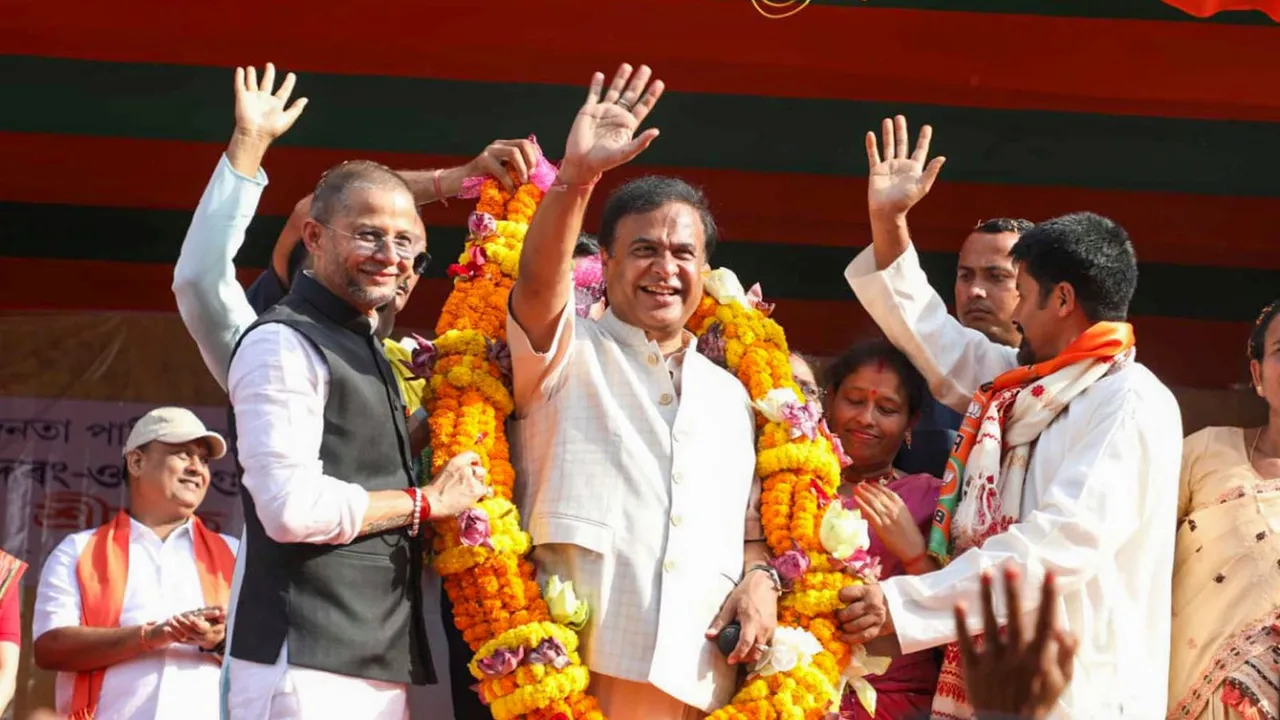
left=866, top=115, right=945, bottom=216
left=559, top=64, right=665, bottom=183
left=234, top=63, right=307, bottom=141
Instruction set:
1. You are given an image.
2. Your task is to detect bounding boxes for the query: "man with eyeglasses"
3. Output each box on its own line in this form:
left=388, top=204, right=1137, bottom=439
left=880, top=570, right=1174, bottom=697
left=172, top=64, right=523, bottom=719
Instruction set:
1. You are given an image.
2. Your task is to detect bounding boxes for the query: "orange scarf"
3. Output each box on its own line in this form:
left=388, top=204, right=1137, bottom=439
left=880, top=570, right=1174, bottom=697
left=928, top=321, right=1135, bottom=720
left=70, top=511, right=235, bottom=720
left=927, top=321, right=1136, bottom=563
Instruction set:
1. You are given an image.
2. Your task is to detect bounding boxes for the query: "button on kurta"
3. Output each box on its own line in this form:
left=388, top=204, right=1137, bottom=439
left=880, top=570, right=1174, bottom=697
left=659, top=392, right=673, bottom=406
left=671, top=514, right=683, bottom=527
left=647, top=353, right=660, bottom=366
left=663, top=559, right=676, bottom=572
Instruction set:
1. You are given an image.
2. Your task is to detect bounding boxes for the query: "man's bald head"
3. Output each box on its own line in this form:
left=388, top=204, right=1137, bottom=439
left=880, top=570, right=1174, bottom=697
left=310, top=160, right=414, bottom=225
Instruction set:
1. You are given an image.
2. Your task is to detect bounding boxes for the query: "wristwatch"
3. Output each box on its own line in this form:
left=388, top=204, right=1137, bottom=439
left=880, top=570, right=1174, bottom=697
left=745, top=563, right=783, bottom=593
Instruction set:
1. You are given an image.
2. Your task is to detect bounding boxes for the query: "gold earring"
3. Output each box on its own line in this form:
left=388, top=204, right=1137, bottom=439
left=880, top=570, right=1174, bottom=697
left=905, top=430, right=913, bottom=448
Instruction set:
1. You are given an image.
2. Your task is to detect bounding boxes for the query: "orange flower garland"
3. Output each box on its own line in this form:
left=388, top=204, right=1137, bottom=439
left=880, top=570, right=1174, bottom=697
left=423, top=144, right=604, bottom=720
left=688, top=271, right=877, bottom=719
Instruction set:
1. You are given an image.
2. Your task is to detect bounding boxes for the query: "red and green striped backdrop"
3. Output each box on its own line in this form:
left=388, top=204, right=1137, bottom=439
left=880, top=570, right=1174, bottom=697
left=1, top=0, right=1277, bottom=389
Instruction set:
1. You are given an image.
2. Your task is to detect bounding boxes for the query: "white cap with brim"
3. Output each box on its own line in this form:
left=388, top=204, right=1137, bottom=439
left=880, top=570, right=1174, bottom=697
left=122, top=406, right=228, bottom=460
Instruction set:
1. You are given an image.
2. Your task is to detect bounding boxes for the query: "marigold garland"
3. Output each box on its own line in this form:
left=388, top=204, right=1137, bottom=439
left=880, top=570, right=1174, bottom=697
left=423, top=140, right=605, bottom=719
left=423, top=139, right=872, bottom=718
left=688, top=280, right=873, bottom=719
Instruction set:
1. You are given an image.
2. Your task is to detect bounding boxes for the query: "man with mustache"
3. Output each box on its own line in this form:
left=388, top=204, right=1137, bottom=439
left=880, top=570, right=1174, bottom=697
left=508, top=64, right=774, bottom=719
left=172, top=64, right=535, bottom=719
left=32, top=407, right=237, bottom=720
left=836, top=115, right=1181, bottom=718
left=906, top=218, right=1031, bottom=441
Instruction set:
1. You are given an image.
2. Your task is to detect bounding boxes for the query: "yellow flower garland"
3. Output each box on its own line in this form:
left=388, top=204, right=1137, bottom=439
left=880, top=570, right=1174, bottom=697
left=687, top=289, right=867, bottom=719
left=423, top=150, right=867, bottom=718
left=425, top=166, right=605, bottom=720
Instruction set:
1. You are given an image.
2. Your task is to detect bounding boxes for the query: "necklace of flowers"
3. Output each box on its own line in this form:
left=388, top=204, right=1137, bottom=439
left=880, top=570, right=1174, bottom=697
left=406, top=137, right=605, bottom=720
left=690, top=269, right=890, bottom=719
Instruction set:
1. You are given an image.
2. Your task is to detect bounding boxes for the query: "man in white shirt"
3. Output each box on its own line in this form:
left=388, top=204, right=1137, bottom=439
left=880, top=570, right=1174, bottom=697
left=33, top=406, right=239, bottom=720
left=172, top=63, right=533, bottom=720
left=508, top=64, right=777, bottom=720
left=835, top=115, right=1182, bottom=718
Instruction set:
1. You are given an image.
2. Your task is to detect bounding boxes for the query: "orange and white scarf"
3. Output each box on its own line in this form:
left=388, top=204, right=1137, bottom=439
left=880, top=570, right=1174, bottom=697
left=929, top=322, right=1136, bottom=720
left=69, top=511, right=234, bottom=720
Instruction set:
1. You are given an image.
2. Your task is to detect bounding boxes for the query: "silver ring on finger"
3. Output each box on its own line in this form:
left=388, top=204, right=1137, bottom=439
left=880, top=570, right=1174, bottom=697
left=483, top=486, right=495, bottom=498
left=616, top=99, right=633, bottom=111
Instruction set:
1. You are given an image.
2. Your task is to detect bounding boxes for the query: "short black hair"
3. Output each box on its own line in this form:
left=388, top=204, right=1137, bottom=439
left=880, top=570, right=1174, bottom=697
left=598, top=176, right=718, bottom=258
left=1249, top=298, right=1280, bottom=363
left=823, top=339, right=929, bottom=418
left=574, top=232, right=601, bottom=258
left=311, top=160, right=413, bottom=226
left=1009, top=211, right=1137, bottom=323
left=972, top=218, right=1034, bottom=236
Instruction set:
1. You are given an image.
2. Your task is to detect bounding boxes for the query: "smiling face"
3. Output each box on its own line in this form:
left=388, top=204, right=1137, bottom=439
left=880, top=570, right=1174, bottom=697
left=126, top=440, right=213, bottom=518
left=601, top=201, right=706, bottom=344
left=304, top=185, right=418, bottom=315
left=829, top=361, right=913, bottom=472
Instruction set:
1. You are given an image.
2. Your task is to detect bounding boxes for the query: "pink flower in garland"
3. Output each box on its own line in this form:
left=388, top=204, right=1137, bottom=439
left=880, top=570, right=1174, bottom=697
left=781, top=400, right=822, bottom=441
left=572, top=254, right=606, bottom=318
left=527, top=637, right=571, bottom=669
left=458, top=135, right=557, bottom=197
left=468, top=211, right=497, bottom=238
left=819, top=420, right=853, bottom=469
left=696, top=321, right=727, bottom=367
left=476, top=645, right=524, bottom=677
left=447, top=245, right=488, bottom=280
left=843, top=547, right=883, bottom=583
left=400, top=333, right=438, bottom=380
left=770, top=547, right=811, bottom=589
left=457, top=508, right=493, bottom=549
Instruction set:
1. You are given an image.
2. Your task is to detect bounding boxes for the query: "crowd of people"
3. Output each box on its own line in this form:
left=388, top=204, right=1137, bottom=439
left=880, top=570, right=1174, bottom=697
left=0, top=60, right=1276, bottom=720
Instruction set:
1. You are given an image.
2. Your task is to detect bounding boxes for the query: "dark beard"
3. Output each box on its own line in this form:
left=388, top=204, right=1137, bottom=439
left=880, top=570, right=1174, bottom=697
left=1016, top=340, right=1037, bottom=366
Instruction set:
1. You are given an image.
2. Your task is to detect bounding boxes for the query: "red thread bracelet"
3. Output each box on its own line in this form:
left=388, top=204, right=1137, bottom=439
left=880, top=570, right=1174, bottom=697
left=903, top=551, right=928, bottom=570
left=549, top=172, right=601, bottom=193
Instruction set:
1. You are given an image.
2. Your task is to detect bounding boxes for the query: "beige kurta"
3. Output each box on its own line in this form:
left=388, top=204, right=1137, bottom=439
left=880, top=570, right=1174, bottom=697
left=1169, top=426, right=1280, bottom=720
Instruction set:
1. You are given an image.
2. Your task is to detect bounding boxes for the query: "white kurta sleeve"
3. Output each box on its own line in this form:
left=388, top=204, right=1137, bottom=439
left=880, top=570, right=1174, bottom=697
left=845, top=245, right=1018, bottom=412
left=228, top=323, right=370, bottom=545
left=880, top=388, right=1146, bottom=653
left=173, top=153, right=268, bottom=392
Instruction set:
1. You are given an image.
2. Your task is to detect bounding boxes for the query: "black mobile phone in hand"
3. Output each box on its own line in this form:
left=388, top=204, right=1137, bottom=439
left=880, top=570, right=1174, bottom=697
left=715, top=621, right=741, bottom=657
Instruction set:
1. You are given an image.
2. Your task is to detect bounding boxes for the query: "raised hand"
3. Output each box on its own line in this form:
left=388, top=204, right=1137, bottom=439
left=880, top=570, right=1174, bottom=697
left=955, top=568, right=1078, bottom=720
left=558, top=63, right=665, bottom=185
left=424, top=451, right=491, bottom=519
left=234, top=63, right=308, bottom=142
left=866, top=115, right=945, bottom=217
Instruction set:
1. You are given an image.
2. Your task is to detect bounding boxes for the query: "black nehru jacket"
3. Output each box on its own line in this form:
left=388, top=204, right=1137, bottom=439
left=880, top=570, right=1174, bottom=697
left=228, top=272, right=433, bottom=685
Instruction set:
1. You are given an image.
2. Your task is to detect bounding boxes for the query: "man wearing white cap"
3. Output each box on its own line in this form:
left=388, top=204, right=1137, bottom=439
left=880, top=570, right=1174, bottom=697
left=32, top=406, right=238, bottom=720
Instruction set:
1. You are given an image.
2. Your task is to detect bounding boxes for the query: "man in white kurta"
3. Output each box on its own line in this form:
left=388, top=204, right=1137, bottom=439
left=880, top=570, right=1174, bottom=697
left=838, top=117, right=1183, bottom=718
left=508, top=65, right=776, bottom=719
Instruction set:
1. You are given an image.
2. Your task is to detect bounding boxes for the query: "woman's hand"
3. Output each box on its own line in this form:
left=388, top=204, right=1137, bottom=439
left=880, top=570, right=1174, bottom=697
left=853, top=482, right=927, bottom=567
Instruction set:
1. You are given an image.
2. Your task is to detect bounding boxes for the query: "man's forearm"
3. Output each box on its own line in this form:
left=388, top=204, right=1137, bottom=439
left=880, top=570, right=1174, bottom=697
left=869, top=210, right=912, bottom=272
left=356, top=489, right=415, bottom=539
left=400, top=166, right=467, bottom=205
left=225, top=130, right=273, bottom=179
left=510, top=181, right=592, bottom=352
left=33, top=626, right=151, bottom=673
left=742, top=540, right=772, bottom=583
